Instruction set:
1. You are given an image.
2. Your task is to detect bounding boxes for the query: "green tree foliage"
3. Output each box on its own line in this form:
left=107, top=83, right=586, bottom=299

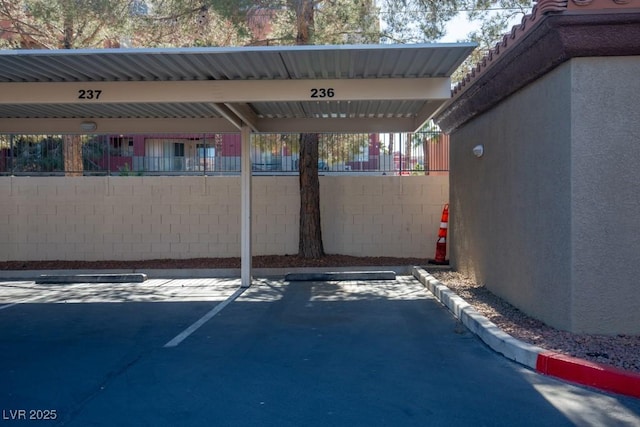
left=466, top=0, right=532, bottom=46
left=379, top=0, right=460, bottom=43
left=264, top=0, right=379, bottom=45
left=0, top=0, right=135, bottom=48
left=378, top=0, right=531, bottom=44
left=0, top=0, right=256, bottom=48
left=127, top=0, right=251, bottom=47
left=377, top=0, right=532, bottom=82
left=453, top=1, right=532, bottom=81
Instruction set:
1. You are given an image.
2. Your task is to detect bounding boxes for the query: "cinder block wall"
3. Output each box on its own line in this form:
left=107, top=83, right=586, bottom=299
left=321, top=176, right=447, bottom=257
left=0, top=175, right=447, bottom=261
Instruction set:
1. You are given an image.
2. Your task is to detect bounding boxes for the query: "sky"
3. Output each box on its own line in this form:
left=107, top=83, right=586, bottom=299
left=439, top=11, right=525, bottom=43
left=439, top=13, right=479, bottom=42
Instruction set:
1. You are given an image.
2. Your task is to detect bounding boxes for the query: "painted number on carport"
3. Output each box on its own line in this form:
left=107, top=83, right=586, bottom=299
left=78, top=89, right=102, bottom=100
left=310, top=88, right=334, bottom=98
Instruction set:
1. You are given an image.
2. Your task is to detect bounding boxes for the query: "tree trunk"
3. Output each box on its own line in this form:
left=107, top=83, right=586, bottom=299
left=294, top=0, right=314, bottom=45
left=63, top=5, right=74, bottom=49
left=298, top=133, right=324, bottom=258
left=422, top=136, right=429, bottom=176
left=63, top=135, right=83, bottom=177
left=294, top=0, right=323, bottom=258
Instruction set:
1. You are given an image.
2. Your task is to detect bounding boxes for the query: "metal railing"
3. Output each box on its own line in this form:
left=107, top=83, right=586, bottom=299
left=0, top=131, right=448, bottom=176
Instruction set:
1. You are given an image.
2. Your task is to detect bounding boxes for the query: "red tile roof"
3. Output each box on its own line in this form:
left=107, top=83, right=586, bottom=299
left=435, top=1, right=640, bottom=133
left=451, top=0, right=640, bottom=99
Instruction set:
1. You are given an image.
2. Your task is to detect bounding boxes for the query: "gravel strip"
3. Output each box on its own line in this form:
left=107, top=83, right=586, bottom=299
left=430, top=270, right=640, bottom=374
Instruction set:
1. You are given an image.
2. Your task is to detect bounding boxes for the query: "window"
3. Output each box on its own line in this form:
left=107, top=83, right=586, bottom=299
left=174, top=143, right=185, bottom=157
left=112, top=137, right=134, bottom=156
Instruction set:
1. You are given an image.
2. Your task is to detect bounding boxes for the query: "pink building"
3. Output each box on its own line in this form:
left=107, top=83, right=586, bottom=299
left=98, top=133, right=241, bottom=173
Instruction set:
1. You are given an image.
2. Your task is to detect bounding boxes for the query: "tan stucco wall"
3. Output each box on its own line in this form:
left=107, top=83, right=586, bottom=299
left=569, top=57, right=640, bottom=333
left=449, top=57, right=640, bottom=334
left=450, top=62, right=573, bottom=330
left=0, top=175, right=447, bottom=261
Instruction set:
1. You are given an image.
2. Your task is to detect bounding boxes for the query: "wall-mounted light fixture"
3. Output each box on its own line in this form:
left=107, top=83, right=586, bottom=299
left=472, top=144, right=484, bottom=158
left=80, top=121, right=97, bottom=132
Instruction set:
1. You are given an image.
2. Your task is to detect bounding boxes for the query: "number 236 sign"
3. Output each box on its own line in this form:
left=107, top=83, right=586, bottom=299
left=310, top=88, right=334, bottom=98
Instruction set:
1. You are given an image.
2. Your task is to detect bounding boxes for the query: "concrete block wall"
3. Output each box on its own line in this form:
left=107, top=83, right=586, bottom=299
left=321, top=176, right=448, bottom=257
left=0, top=175, right=448, bottom=261
left=252, top=176, right=299, bottom=256
left=0, top=176, right=241, bottom=261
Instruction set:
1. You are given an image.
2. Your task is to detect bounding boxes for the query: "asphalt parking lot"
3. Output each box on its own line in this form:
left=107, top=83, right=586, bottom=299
left=1, top=276, right=640, bottom=426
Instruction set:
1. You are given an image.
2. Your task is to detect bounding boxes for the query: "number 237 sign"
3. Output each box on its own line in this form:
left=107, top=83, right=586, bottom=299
left=77, top=89, right=102, bottom=100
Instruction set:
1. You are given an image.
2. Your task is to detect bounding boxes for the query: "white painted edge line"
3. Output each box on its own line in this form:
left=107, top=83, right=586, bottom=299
left=164, top=286, right=247, bottom=348
left=412, top=266, right=544, bottom=370
left=0, top=301, right=26, bottom=311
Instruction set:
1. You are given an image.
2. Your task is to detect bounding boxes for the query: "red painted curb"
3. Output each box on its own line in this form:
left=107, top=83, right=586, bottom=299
left=536, top=352, right=640, bottom=399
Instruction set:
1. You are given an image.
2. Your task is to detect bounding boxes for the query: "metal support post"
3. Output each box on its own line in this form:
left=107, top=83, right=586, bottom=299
left=240, top=125, right=252, bottom=288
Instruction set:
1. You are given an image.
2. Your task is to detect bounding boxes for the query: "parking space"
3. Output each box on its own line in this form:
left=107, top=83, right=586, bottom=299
left=1, top=276, right=639, bottom=426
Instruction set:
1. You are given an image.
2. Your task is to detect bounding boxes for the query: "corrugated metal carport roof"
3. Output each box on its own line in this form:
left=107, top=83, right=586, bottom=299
left=0, top=43, right=477, bottom=287
left=0, top=43, right=476, bottom=134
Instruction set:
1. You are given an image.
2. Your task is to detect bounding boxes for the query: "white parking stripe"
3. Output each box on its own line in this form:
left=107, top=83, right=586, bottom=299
left=0, top=293, right=55, bottom=310
left=163, top=286, right=247, bottom=348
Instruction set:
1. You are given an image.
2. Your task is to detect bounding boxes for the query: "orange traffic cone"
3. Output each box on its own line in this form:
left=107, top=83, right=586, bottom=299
left=429, top=204, right=450, bottom=265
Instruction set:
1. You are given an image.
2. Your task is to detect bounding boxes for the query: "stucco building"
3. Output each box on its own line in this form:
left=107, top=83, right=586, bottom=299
left=434, top=0, right=640, bottom=335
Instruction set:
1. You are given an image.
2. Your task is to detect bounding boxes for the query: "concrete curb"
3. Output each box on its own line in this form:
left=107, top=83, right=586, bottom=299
left=35, top=273, right=147, bottom=284
left=412, top=266, right=640, bottom=399
left=412, top=267, right=543, bottom=369
left=285, top=271, right=396, bottom=281
left=536, top=351, right=640, bottom=399
left=0, top=265, right=415, bottom=281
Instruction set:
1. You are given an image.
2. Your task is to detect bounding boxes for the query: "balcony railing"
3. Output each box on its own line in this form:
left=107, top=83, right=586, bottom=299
left=0, top=131, right=448, bottom=176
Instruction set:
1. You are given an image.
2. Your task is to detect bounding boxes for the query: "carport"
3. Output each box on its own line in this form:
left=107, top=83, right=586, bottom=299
left=0, top=43, right=475, bottom=286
